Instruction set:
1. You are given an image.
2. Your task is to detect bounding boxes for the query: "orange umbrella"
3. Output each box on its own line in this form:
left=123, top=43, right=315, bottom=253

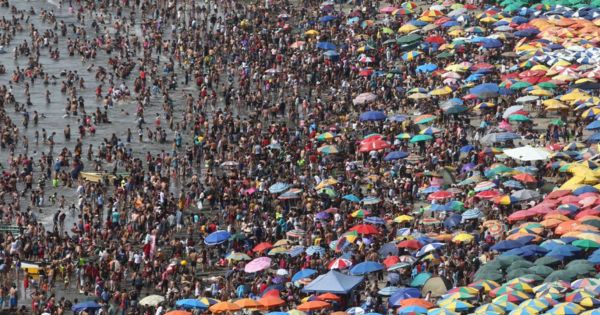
left=165, top=312, right=192, bottom=315
left=506, top=233, right=541, bottom=242
left=259, top=295, right=286, bottom=309
left=253, top=242, right=273, bottom=253
left=544, top=213, right=570, bottom=221
left=400, top=298, right=434, bottom=309
left=234, top=298, right=263, bottom=309
left=209, top=302, right=242, bottom=313
left=555, top=220, right=599, bottom=235
left=541, top=218, right=564, bottom=228
left=297, top=301, right=331, bottom=311
left=513, top=173, right=537, bottom=183
left=318, top=293, right=341, bottom=301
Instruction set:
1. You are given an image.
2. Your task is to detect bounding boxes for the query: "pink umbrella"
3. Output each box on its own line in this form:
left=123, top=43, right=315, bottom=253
left=244, top=257, right=272, bottom=273
left=508, top=210, right=536, bottom=222
left=380, top=6, right=398, bottom=13
left=498, top=120, right=513, bottom=131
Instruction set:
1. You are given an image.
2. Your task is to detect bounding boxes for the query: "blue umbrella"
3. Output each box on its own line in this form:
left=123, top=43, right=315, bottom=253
left=204, top=230, right=231, bottom=245
left=503, top=180, right=524, bottom=189
left=462, top=208, right=482, bottom=220
left=379, top=242, right=399, bottom=256
left=316, top=41, right=336, bottom=50
left=416, top=63, right=438, bottom=72
left=291, top=269, right=317, bottom=282
left=347, top=17, right=360, bottom=25
left=72, top=301, right=101, bottom=313
left=359, top=110, right=387, bottom=121
left=444, top=214, right=462, bottom=229
left=362, top=196, right=381, bottom=205
left=430, top=204, right=450, bottom=211
left=319, top=15, right=336, bottom=23
left=379, top=287, right=400, bottom=296
left=465, top=73, right=485, bottom=82
left=491, top=240, right=524, bottom=251
left=305, top=246, right=326, bottom=256
left=540, top=240, right=567, bottom=251
left=350, top=261, right=385, bottom=275
left=384, top=151, right=409, bottom=161
left=514, top=28, right=540, bottom=38
left=573, top=185, right=598, bottom=195
left=176, top=299, right=208, bottom=309
left=287, top=246, right=305, bottom=257
left=480, top=38, right=503, bottom=49
left=390, top=114, right=408, bottom=122
left=521, top=245, right=548, bottom=254
left=269, top=182, right=290, bottom=193
left=323, top=50, right=340, bottom=60
left=586, top=133, right=600, bottom=143
left=496, top=132, right=522, bottom=141
left=389, top=288, right=422, bottom=307
left=343, top=194, right=360, bottom=202
left=470, top=83, right=500, bottom=98
left=460, top=145, right=475, bottom=152
left=422, top=186, right=440, bottom=194
left=442, top=20, right=459, bottom=27
left=443, top=105, right=468, bottom=114
left=364, top=216, right=386, bottom=225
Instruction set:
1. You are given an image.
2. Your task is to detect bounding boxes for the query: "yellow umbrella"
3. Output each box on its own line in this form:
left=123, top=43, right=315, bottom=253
left=408, top=93, right=430, bottom=99
left=394, top=215, right=414, bottom=223
left=399, top=24, right=419, bottom=33
left=452, top=233, right=474, bottom=243
left=530, top=89, right=553, bottom=96
left=543, top=99, right=566, bottom=107
left=315, top=178, right=338, bottom=190
left=448, top=29, right=464, bottom=37
left=480, top=16, right=498, bottom=23
left=553, top=74, right=577, bottom=82
left=445, top=64, right=468, bottom=72
left=560, top=89, right=590, bottom=101
left=305, top=30, right=319, bottom=36
left=430, top=86, right=453, bottom=96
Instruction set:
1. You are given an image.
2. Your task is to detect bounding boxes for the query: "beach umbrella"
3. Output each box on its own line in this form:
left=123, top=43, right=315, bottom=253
left=198, top=298, right=220, bottom=306
left=205, top=230, right=231, bottom=246
left=350, top=261, right=384, bottom=275
left=547, top=302, right=584, bottom=315
left=349, top=224, right=379, bottom=235
left=470, top=83, right=500, bottom=98
left=210, top=302, right=242, bottom=313
left=384, top=151, right=409, bottom=161
left=410, top=134, right=434, bottom=143
left=476, top=303, right=506, bottom=314
left=305, top=246, right=326, bottom=256
left=176, top=299, right=208, bottom=309
left=328, top=258, right=353, bottom=270
left=411, top=272, right=433, bottom=287
left=71, top=301, right=102, bottom=313
left=316, top=41, right=336, bottom=50
left=139, top=295, right=166, bottom=307
left=269, top=183, right=290, bottom=193
left=353, top=93, right=378, bottom=105
left=244, top=257, right=272, bottom=273
left=359, top=110, right=387, bottom=121
left=292, top=269, right=317, bottom=282
left=297, top=301, right=330, bottom=311
left=403, top=50, right=422, bottom=61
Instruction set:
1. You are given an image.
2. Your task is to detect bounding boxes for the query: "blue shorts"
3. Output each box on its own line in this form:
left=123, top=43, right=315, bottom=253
left=9, top=297, right=16, bottom=307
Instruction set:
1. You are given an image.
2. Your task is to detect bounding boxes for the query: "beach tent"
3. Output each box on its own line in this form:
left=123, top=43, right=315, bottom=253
left=302, top=270, right=364, bottom=294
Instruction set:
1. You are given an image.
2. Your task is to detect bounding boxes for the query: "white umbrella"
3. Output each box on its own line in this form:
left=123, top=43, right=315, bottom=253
left=516, top=95, right=539, bottom=103
left=503, top=146, right=550, bottom=161
left=502, top=105, right=524, bottom=119
left=139, top=295, right=165, bottom=306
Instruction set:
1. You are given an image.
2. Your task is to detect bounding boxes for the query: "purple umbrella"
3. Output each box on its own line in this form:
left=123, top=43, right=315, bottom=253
left=316, top=212, right=330, bottom=220
left=461, top=163, right=476, bottom=173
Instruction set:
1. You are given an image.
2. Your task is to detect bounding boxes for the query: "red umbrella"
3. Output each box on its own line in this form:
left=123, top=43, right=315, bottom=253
left=513, top=173, right=537, bottom=183
left=425, top=36, right=446, bottom=44
left=519, top=70, right=546, bottom=78
left=546, top=190, right=571, bottom=199
left=359, top=68, right=374, bottom=76
left=508, top=209, right=537, bottom=222
left=560, top=195, right=581, bottom=204
left=464, top=4, right=478, bottom=9
left=349, top=224, right=380, bottom=235
left=397, top=239, right=423, bottom=250
left=477, top=190, right=500, bottom=199
left=253, top=242, right=273, bottom=253
left=382, top=256, right=400, bottom=268
left=358, top=140, right=391, bottom=152
left=428, top=190, right=454, bottom=201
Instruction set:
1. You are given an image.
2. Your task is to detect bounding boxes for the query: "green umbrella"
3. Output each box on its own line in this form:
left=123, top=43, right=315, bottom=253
left=582, top=219, right=600, bottom=228
left=510, top=81, right=532, bottom=90
left=572, top=239, right=600, bottom=250
left=317, top=188, right=337, bottom=197
left=410, top=272, right=432, bottom=287
left=507, top=261, right=534, bottom=272
left=504, top=3, right=523, bottom=11
left=537, top=82, right=557, bottom=90
left=528, top=265, right=554, bottom=277
left=409, top=134, right=434, bottom=143
left=545, top=270, right=577, bottom=283
left=493, top=255, right=520, bottom=268
left=383, top=39, right=398, bottom=46
left=437, top=51, right=454, bottom=59
left=507, top=268, right=532, bottom=281
left=566, top=259, right=593, bottom=269
left=508, top=114, right=531, bottom=122
left=550, top=119, right=565, bottom=126
left=473, top=272, right=503, bottom=282
left=535, top=256, right=561, bottom=266
left=381, top=27, right=394, bottom=35
left=397, top=33, right=422, bottom=44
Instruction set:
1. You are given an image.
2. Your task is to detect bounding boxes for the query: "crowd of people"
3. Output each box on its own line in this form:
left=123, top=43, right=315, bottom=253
left=0, top=0, right=597, bottom=315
